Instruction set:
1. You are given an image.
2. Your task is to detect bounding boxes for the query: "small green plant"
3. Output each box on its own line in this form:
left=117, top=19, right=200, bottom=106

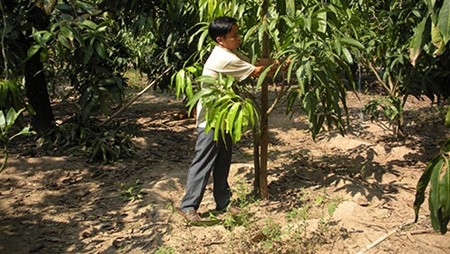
left=260, top=218, right=282, bottom=250
left=154, top=245, right=176, bottom=254
left=286, top=205, right=311, bottom=223
left=221, top=208, right=252, bottom=231
left=0, top=79, right=27, bottom=111
left=0, top=108, right=35, bottom=171
left=120, top=179, right=144, bottom=202
left=364, top=96, right=404, bottom=135
left=233, top=178, right=257, bottom=208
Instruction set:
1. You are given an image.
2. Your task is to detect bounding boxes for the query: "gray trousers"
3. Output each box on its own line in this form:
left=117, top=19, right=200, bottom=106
left=181, top=128, right=232, bottom=212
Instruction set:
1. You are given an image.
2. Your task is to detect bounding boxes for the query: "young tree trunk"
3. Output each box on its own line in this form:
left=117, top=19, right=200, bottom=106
left=253, top=0, right=270, bottom=199
left=24, top=3, right=55, bottom=133
left=253, top=128, right=261, bottom=192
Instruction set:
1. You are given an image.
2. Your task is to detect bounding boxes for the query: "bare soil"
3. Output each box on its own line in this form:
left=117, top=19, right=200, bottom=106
left=1, top=90, right=450, bottom=254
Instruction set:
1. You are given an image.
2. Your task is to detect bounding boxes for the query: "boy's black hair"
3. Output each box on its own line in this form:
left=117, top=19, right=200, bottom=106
left=208, top=16, right=237, bottom=42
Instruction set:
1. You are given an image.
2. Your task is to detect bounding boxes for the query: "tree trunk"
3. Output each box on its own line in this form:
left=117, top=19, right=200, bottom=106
left=24, top=3, right=55, bottom=133
left=254, top=0, right=270, bottom=199
left=25, top=51, right=55, bottom=133
left=253, top=128, right=261, bottom=192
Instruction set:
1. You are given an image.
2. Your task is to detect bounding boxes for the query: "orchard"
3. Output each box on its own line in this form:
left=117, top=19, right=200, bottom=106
left=1, top=0, right=450, bottom=253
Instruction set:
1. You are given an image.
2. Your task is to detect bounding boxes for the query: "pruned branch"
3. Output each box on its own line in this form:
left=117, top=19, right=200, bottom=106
left=101, top=67, right=172, bottom=125
left=356, top=220, right=415, bottom=254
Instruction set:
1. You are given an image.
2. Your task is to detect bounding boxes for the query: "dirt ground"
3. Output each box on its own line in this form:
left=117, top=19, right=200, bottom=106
left=1, top=89, right=450, bottom=254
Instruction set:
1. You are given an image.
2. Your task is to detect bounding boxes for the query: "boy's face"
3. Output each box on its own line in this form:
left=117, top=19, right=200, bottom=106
left=217, top=24, right=241, bottom=50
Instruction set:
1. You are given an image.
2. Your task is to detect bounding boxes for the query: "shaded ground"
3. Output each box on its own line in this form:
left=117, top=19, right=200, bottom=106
left=1, top=90, right=450, bottom=253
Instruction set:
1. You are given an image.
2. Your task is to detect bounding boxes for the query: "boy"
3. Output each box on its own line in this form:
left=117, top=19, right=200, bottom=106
left=180, top=16, right=274, bottom=221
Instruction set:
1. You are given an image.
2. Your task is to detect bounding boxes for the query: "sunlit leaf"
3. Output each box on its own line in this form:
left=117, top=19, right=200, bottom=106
left=409, top=16, right=428, bottom=66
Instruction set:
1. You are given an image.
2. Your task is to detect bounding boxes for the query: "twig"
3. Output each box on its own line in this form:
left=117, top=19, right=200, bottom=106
left=266, top=81, right=288, bottom=116
left=400, top=228, right=450, bottom=235
left=1, top=1, right=9, bottom=79
left=356, top=220, right=415, bottom=254
left=367, top=61, right=390, bottom=94
left=101, top=67, right=172, bottom=125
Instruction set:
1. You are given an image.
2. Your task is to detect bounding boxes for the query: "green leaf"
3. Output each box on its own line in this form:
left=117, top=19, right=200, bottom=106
left=414, top=156, right=441, bottom=222
left=256, top=67, right=270, bottom=90
left=195, top=75, right=217, bottom=86
left=339, top=37, right=364, bottom=49
left=445, top=107, right=450, bottom=128
left=27, top=45, right=41, bottom=59
left=189, top=23, right=208, bottom=44
left=5, top=108, right=20, bottom=128
left=410, top=16, right=429, bottom=66
left=95, top=41, right=106, bottom=59
left=96, top=24, right=108, bottom=33
left=213, top=107, right=228, bottom=143
left=429, top=157, right=445, bottom=230
left=175, top=69, right=186, bottom=98
left=233, top=108, right=244, bottom=142
left=431, top=23, right=446, bottom=56
left=58, top=33, right=72, bottom=49
left=438, top=159, right=450, bottom=233
left=258, top=23, right=267, bottom=43
left=10, top=126, right=35, bottom=140
left=80, top=20, right=98, bottom=30
left=318, top=11, right=327, bottom=33
left=60, top=26, right=74, bottom=42
left=198, top=29, right=209, bottom=52
left=438, top=0, right=450, bottom=44
left=226, top=103, right=240, bottom=134
left=244, top=99, right=256, bottom=127
left=286, top=0, right=295, bottom=17
left=84, top=43, right=94, bottom=64
left=0, top=111, right=6, bottom=132
left=342, top=48, right=353, bottom=64
left=243, top=25, right=258, bottom=43
left=186, top=88, right=213, bottom=114
left=185, top=78, right=194, bottom=99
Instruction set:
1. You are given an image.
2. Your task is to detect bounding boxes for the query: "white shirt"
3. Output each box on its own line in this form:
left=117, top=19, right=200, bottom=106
left=196, top=46, right=255, bottom=128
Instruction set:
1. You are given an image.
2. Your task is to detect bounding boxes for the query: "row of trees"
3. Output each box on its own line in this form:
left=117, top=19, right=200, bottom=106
left=1, top=0, right=449, bottom=233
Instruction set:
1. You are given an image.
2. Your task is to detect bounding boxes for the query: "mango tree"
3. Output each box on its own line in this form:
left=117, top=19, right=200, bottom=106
left=358, top=1, right=427, bottom=136
left=0, top=0, right=199, bottom=163
left=174, top=0, right=364, bottom=197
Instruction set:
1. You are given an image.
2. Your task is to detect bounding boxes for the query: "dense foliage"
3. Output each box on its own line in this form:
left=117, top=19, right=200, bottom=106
left=0, top=0, right=199, bottom=162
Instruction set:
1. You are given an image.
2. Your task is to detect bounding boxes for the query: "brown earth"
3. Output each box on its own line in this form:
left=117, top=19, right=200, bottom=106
left=1, top=90, right=450, bottom=254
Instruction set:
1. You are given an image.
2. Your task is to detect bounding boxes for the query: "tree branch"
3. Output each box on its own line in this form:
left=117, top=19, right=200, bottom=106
left=0, top=1, right=8, bottom=79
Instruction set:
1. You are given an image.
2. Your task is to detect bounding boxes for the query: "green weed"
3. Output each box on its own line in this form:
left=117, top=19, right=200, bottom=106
left=120, top=179, right=144, bottom=202
left=154, top=246, right=176, bottom=254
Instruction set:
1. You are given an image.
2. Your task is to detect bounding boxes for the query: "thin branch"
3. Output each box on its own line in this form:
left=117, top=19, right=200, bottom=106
left=0, top=1, right=8, bottom=79
left=367, top=61, right=390, bottom=94
left=267, top=80, right=289, bottom=115
left=356, top=220, right=415, bottom=254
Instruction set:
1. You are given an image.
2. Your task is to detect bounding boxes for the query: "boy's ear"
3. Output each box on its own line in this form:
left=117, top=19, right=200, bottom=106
left=216, top=36, right=224, bottom=45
